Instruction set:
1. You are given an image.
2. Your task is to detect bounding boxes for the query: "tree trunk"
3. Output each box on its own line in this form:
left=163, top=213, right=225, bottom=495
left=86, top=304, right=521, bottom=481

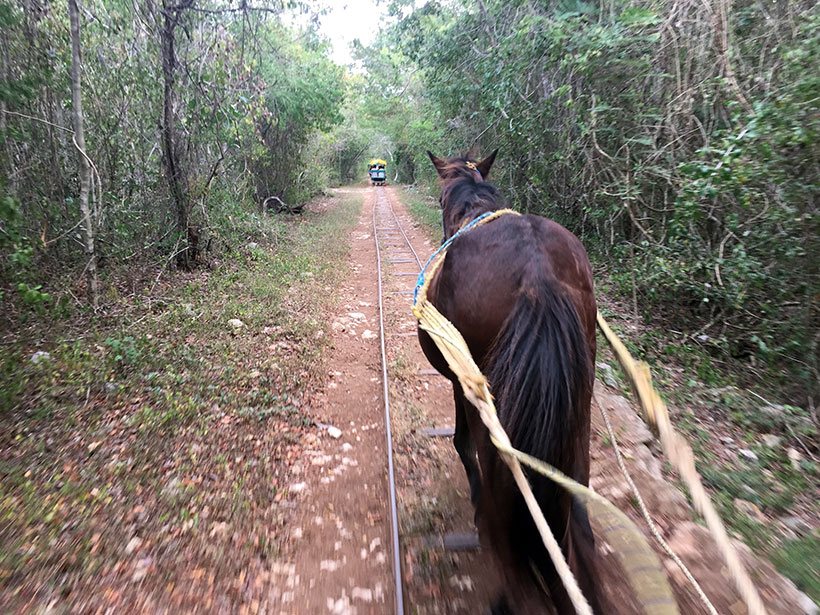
left=67, top=0, right=99, bottom=308
left=160, top=0, right=192, bottom=270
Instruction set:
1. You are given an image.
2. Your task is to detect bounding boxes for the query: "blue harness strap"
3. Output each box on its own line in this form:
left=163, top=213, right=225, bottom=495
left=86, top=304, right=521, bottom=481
left=413, top=211, right=496, bottom=306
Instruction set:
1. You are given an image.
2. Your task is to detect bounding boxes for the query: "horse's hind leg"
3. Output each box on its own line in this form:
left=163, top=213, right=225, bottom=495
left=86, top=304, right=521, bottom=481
left=489, top=595, right=513, bottom=615
left=453, top=385, right=481, bottom=511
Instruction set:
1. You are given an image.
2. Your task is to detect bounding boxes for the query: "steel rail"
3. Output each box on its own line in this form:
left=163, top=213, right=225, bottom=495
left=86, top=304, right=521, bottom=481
left=383, top=189, right=424, bottom=270
left=372, top=188, right=407, bottom=614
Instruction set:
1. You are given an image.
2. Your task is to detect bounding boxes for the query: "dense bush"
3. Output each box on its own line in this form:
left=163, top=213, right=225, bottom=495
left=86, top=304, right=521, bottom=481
left=0, top=1, right=344, bottom=313
left=356, top=0, right=818, bottom=401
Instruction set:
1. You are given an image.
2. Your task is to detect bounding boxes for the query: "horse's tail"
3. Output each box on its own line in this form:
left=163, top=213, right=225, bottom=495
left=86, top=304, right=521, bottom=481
left=485, top=281, right=601, bottom=612
left=486, top=281, right=592, bottom=480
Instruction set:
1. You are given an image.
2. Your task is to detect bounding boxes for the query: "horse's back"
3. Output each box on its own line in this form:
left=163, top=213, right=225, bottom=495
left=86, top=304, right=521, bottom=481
left=428, top=213, right=596, bottom=362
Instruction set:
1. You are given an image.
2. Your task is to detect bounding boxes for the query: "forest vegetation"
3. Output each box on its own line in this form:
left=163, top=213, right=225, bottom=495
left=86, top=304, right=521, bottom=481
left=3, top=0, right=816, bottom=404
left=0, top=0, right=817, bottom=604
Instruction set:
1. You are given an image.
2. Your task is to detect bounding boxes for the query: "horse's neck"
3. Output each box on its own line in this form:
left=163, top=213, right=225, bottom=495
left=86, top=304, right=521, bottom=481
left=443, top=202, right=493, bottom=239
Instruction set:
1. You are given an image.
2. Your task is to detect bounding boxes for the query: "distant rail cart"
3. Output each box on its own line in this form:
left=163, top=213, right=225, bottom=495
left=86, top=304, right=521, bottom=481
left=368, top=159, right=387, bottom=186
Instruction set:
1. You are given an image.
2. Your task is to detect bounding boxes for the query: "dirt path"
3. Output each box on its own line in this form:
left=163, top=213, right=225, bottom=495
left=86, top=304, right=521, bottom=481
left=279, top=185, right=813, bottom=614
left=277, top=188, right=394, bottom=613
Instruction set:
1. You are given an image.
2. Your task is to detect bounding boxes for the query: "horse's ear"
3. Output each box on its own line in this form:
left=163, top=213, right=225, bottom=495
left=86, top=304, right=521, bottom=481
left=427, top=151, right=447, bottom=178
left=476, top=149, right=499, bottom=179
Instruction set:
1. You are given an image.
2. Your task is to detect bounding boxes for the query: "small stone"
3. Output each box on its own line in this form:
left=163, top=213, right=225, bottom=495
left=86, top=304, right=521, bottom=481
left=289, top=482, right=307, bottom=493
left=787, top=447, right=803, bottom=471
left=125, top=536, right=142, bottom=555
left=734, top=498, right=767, bottom=523
left=87, top=441, right=102, bottom=455
left=246, top=242, right=259, bottom=250
left=738, top=448, right=758, bottom=462
left=780, top=516, right=812, bottom=536
left=131, top=557, right=152, bottom=582
left=761, top=434, right=782, bottom=447
left=362, top=329, right=377, bottom=340
left=292, top=527, right=303, bottom=539
left=348, top=312, right=367, bottom=322
left=351, top=587, right=373, bottom=602
left=162, top=477, right=182, bottom=499
left=449, top=575, right=475, bottom=592
left=327, top=426, right=342, bottom=439
left=30, top=351, right=52, bottom=365
left=227, top=318, right=245, bottom=332
left=596, top=362, right=618, bottom=389
left=797, top=590, right=819, bottom=615
left=320, top=559, right=340, bottom=572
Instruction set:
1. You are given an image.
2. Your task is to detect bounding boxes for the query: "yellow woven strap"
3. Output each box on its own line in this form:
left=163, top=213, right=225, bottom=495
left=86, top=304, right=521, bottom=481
left=413, top=224, right=678, bottom=613
left=596, top=313, right=767, bottom=615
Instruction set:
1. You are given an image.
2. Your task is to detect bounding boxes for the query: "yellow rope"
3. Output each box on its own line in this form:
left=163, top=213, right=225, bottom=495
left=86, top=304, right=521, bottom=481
left=413, top=211, right=677, bottom=614
left=596, top=313, right=767, bottom=615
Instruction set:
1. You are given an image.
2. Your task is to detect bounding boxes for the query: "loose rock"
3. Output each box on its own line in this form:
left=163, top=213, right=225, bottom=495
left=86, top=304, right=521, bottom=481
left=30, top=351, right=52, bottom=365
left=596, top=362, right=619, bottom=389
left=738, top=448, right=758, bottom=462
left=787, top=447, right=803, bottom=471
left=734, top=498, right=767, bottom=523
left=124, top=536, right=142, bottom=555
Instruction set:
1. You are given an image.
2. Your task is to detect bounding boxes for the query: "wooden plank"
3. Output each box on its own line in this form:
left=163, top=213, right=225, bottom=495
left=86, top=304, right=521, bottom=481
left=420, top=426, right=455, bottom=437
left=417, top=368, right=443, bottom=376
left=421, top=532, right=481, bottom=552
left=443, top=532, right=481, bottom=552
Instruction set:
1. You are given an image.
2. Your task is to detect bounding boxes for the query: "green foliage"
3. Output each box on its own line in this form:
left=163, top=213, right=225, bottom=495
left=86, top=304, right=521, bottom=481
left=16, top=283, right=51, bottom=310
left=772, top=536, right=820, bottom=603
left=398, top=186, right=442, bottom=235
left=368, top=0, right=818, bottom=403
left=251, top=27, right=345, bottom=202
left=104, top=336, right=142, bottom=370
left=0, top=2, right=346, bottom=314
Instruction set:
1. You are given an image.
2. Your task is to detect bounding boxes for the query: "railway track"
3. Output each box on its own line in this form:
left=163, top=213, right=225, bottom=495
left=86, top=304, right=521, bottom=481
left=371, top=187, right=497, bottom=614
left=372, top=187, right=422, bottom=614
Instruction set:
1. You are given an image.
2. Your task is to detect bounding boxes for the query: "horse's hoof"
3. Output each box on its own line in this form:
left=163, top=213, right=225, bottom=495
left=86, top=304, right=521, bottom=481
left=490, top=595, right=513, bottom=615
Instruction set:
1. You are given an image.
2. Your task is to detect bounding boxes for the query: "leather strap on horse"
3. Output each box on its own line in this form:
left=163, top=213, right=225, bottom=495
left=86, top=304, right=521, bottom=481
left=596, top=314, right=767, bottom=615
left=413, top=210, right=678, bottom=615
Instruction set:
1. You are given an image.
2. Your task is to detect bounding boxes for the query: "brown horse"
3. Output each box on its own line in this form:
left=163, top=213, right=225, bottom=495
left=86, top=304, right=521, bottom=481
left=417, top=151, right=606, bottom=614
